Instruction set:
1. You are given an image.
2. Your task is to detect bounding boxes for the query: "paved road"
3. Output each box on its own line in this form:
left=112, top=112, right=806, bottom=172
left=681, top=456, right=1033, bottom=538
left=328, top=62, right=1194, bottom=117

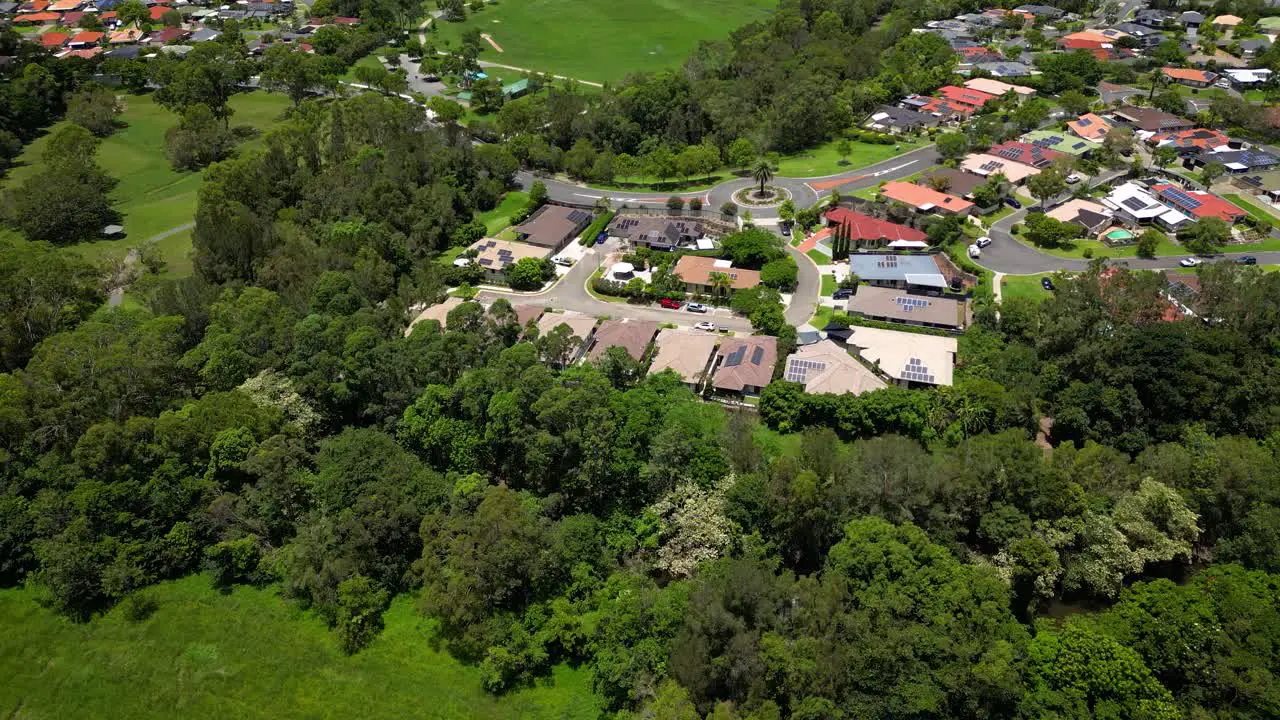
left=475, top=238, right=755, bottom=331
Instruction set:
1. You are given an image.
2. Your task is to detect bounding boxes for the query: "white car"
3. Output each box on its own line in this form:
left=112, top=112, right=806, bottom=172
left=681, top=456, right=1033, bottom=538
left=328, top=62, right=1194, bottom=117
left=1066, top=172, right=1085, bottom=184
left=967, top=244, right=981, bottom=259
left=551, top=256, right=574, bottom=267
left=976, top=236, right=993, bottom=249
left=686, top=303, right=708, bottom=313
left=1179, top=257, right=1201, bottom=267
left=693, top=321, right=717, bottom=332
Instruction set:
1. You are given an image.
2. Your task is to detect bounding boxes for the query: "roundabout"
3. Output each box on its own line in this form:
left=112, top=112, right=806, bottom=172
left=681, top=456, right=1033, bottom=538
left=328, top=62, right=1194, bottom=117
left=732, top=184, right=791, bottom=208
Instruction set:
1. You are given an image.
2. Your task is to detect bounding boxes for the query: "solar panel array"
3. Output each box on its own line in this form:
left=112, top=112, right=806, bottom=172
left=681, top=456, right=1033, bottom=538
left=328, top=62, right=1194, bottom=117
left=1122, top=196, right=1149, bottom=211
left=1071, top=141, right=1087, bottom=150
left=1077, top=117, right=1093, bottom=127
left=996, top=147, right=1021, bottom=160
left=979, top=160, right=1004, bottom=172
left=894, top=296, right=930, bottom=313
left=567, top=210, right=592, bottom=224
left=876, top=256, right=900, bottom=268
left=784, top=358, right=827, bottom=384
left=1031, top=135, right=1064, bottom=148
left=901, top=357, right=936, bottom=384
left=1160, top=186, right=1203, bottom=210
left=723, top=345, right=747, bottom=368
left=750, top=346, right=765, bottom=365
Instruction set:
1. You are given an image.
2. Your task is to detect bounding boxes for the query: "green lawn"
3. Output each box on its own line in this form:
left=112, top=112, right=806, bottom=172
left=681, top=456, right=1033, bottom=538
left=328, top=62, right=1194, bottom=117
left=808, top=304, right=834, bottom=328
left=1223, top=193, right=1279, bottom=227
left=1011, top=227, right=1280, bottom=259
left=806, top=248, right=830, bottom=265
left=774, top=138, right=926, bottom=178
left=0, top=575, right=600, bottom=720
left=341, top=54, right=386, bottom=81
left=820, top=274, right=837, bottom=295
left=1001, top=273, right=1053, bottom=303
left=4, top=92, right=292, bottom=276
left=479, top=190, right=530, bottom=235
left=431, top=0, right=777, bottom=83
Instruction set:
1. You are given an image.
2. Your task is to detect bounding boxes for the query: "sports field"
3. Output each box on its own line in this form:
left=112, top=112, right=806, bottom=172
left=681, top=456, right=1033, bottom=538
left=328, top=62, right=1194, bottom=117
left=432, top=0, right=779, bottom=83
left=0, top=575, right=601, bottom=720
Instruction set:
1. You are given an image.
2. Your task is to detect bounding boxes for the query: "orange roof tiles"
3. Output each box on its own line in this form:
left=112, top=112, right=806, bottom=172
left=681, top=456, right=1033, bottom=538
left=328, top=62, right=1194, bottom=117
left=68, top=30, right=103, bottom=44
left=39, top=31, right=70, bottom=47
left=47, top=0, right=81, bottom=10
left=1067, top=113, right=1113, bottom=141
left=14, top=11, right=61, bottom=22
left=880, top=181, right=974, bottom=213
left=1162, top=67, right=1217, bottom=83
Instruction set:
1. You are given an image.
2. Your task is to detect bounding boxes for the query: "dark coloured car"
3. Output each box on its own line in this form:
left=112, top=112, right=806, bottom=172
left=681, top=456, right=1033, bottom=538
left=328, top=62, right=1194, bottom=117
left=1041, top=277, right=1055, bottom=291
left=832, top=288, right=853, bottom=299
left=780, top=224, right=791, bottom=237
left=1237, top=256, right=1258, bottom=265
left=1004, top=196, right=1022, bottom=209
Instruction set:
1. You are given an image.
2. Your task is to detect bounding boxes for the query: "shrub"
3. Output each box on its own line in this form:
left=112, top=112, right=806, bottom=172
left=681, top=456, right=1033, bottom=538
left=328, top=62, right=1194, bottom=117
left=720, top=202, right=737, bottom=216
left=667, top=196, right=685, bottom=211
left=688, top=197, right=703, bottom=211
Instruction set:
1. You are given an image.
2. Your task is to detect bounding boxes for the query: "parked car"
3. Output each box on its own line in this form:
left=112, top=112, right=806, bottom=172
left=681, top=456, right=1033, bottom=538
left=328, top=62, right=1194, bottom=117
left=1004, top=196, right=1022, bottom=209
left=1041, top=277, right=1055, bottom=291
left=832, top=288, right=853, bottom=300
left=780, top=224, right=791, bottom=237
left=686, top=303, right=708, bottom=313
left=967, top=244, right=981, bottom=259
left=1237, top=256, right=1258, bottom=265
left=1066, top=172, right=1085, bottom=184
left=693, top=321, right=717, bottom=331
left=659, top=298, right=682, bottom=309
left=976, top=236, right=993, bottom=249
left=551, top=256, right=574, bottom=267
left=1180, top=257, right=1201, bottom=267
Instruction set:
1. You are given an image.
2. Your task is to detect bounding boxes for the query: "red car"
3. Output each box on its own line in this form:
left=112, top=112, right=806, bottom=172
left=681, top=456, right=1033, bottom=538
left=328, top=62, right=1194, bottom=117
left=659, top=298, right=682, bottom=309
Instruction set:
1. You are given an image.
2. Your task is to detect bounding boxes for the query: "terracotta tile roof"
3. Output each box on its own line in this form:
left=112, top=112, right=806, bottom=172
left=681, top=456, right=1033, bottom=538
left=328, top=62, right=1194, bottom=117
left=58, top=10, right=82, bottom=24
left=713, top=336, right=777, bottom=392
left=880, top=181, right=974, bottom=212
left=824, top=207, right=927, bottom=242
left=148, top=4, right=169, bottom=19
left=39, top=30, right=69, bottom=46
left=918, top=96, right=974, bottom=117
left=68, top=30, right=102, bottom=43
left=1150, top=183, right=1245, bottom=221
left=60, top=46, right=101, bottom=58
left=109, top=28, right=143, bottom=43
left=14, top=11, right=61, bottom=21
left=1163, top=67, right=1218, bottom=83
left=46, top=0, right=79, bottom=10
left=987, top=141, right=1065, bottom=168
left=1149, top=127, right=1230, bottom=150
left=587, top=320, right=658, bottom=362
left=1067, top=113, right=1113, bottom=141
left=935, top=84, right=997, bottom=108
left=648, top=328, right=718, bottom=384
left=673, top=255, right=761, bottom=290
left=1059, top=37, right=1109, bottom=49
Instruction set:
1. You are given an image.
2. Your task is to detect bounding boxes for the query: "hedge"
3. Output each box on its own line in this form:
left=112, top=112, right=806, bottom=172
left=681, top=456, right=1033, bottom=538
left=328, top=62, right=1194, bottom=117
left=579, top=210, right=615, bottom=246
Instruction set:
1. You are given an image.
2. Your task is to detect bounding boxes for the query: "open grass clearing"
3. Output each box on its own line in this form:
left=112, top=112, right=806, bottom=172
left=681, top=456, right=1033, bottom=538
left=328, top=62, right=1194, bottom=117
left=478, top=190, right=530, bottom=235
left=431, top=0, right=777, bottom=83
left=774, top=138, right=926, bottom=178
left=3, top=91, right=292, bottom=277
left=0, top=575, right=600, bottom=720
left=1001, top=273, right=1053, bottom=303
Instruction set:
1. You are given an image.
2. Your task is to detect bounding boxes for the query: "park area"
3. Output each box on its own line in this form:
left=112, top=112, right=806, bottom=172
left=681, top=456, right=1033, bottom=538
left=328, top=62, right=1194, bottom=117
left=431, top=0, right=778, bottom=83
left=0, top=91, right=291, bottom=279
left=0, top=576, right=601, bottom=720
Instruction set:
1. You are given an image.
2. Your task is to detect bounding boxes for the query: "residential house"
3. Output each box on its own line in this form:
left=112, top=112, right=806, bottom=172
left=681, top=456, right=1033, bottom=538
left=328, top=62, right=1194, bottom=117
left=1014, top=4, right=1063, bottom=19
left=962, top=153, right=1042, bottom=183
left=404, top=297, right=465, bottom=335
left=647, top=329, right=718, bottom=389
left=533, top=312, right=598, bottom=364
left=1022, top=130, right=1099, bottom=157
left=863, top=105, right=939, bottom=134
left=46, top=0, right=79, bottom=10
left=108, top=27, right=142, bottom=43
left=1192, top=148, right=1280, bottom=173
left=972, top=61, right=1034, bottom=77
left=1098, top=81, right=1143, bottom=106
left=935, top=84, right=997, bottom=111
left=988, top=140, right=1064, bottom=169
left=847, top=326, right=958, bottom=387
left=1046, top=198, right=1115, bottom=234
left=710, top=336, right=777, bottom=398
left=1180, top=10, right=1205, bottom=38
left=879, top=181, right=974, bottom=216
left=1148, top=127, right=1231, bottom=152
left=1150, top=183, right=1246, bottom=222
left=1134, top=9, right=1172, bottom=30
left=585, top=319, right=659, bottom=363
left=1211, top=14, right=1242, bottom=29
left=1222, top=68, right=1272, bottom=89
left=1110, top=105, right=1195, bottom=133
left=1068, top=113, right=1114, bottom=142
left=672, top=256, right=761, bottom=295
left=61, top=46, right=102, bottom=58
left=1162, top=67, right=1218, bottom=88
left=844, top=285, right=969, bottom=330
left=957, top=45, right=1004, bottom=64
left=13, top=11, right=62, bottom=23
left=823, top=207, right=927, bottom=247
left=847, top=253, right=951, bottom=291
left=39, top=31, right=69, bottom=48
left=963, top=77, right=1036, bottom=98
left=0, top=2, right=20, bottom=12
left=1058, top=29, right=1119, bottom=49
left=917, top=168, right=988, bottom=198
left=189, top=28, right=221, bottom=43
left=513, top=204, right=593, bottom=253
left=65, top=30, right=102, bottom=47
left=148, top=27, right=190, bottom=44
left=465, top=237, right=551, bottom=283
left=782, top=339, right=887, bottom=396
left=58, top=10, right=82, bottom=25
left=608, top=215, right=713, bottom=252
left=1111, top=23, right=1165, bottom=48
left=1102, top=182, right=1192, bottom=230
left=1235, top=39, right=1272, bottom=60
left=512, top=304, right=544, bottom=330
left=908, top=95, right=975, bottom=121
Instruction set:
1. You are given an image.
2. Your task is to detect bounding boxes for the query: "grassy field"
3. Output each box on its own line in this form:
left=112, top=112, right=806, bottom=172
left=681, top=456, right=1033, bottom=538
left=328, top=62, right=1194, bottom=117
left=0, top=575, right=601, bottom=720
left=431, top=0, right=778, bottom=83
left=3, top=92, right=292, bottom=276
left=774, top=138, right=926, bottom=178
left=1001, top=273, right=1053, bottom=303
left=479, top=190, right=531, bottom=235
left=1223, top=193, right=1279, bottom=227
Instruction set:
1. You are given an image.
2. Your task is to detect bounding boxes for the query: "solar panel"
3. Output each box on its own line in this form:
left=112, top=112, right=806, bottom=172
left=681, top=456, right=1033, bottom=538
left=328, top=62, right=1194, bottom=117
left=1072, top=141, right=1086, bottom=149
left=1078, top=118, right=1092, bottom=127
left=724, top=345, right=747, bottom=367
left=1161, top=186, right=1203, bottom=209
left=902, top=357, right=935, bottom=384
left=979, top=160, right=1003, bottom=172
left=750, top=346, right=764, bottom=365
left=784, top=358, right=827, bottom=384
left=478, top=258, right=492, bottom=266
left=1122, top=197, right=1148, bottom=211
left=894, top=296, right=930, bottom=312
left=997, top=147, right=1021, bottom=160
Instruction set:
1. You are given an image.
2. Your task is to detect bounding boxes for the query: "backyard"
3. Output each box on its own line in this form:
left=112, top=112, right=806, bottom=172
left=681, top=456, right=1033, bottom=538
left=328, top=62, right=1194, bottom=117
left=2, top=91, right=292, bottom=278
left=430, top=0, right=777, bottom=83
left=0, top=576, right=601, bottom=720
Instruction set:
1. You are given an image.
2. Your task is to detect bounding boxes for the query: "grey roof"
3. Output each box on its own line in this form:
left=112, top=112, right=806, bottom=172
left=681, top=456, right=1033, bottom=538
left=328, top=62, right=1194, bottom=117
left=189, top=28, right=220, bottom=42
left=106, top=45, right=142, bottom=58
left=1197, top=149, right=1280, bottom=169
left=847, top=254, right=946, bottom=287
left=1014, top=4, right=1063, bottom=17
left=1240, top=39, right=1272, bottom=52
left=1135, top=9, right=1172, bottom=27
left=973, top=61, right=1032, bottom=77
left=865, top=105, right=939, bottom=130
left=1179, top=11, right=1204, bottom=24
left=1098, top=81, right=1143, bottom=105
left=0, top=2, right=19, bottom=11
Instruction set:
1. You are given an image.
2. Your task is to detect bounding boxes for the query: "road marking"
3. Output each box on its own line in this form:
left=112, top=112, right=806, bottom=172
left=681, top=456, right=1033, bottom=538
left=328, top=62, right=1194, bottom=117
left=871, top=159, right=922, bottom=177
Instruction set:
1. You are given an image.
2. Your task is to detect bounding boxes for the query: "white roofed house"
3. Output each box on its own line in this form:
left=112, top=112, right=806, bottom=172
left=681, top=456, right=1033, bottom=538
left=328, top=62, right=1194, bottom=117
left=847, top=326, right=958, bottom=388
left=1101, top=182, right=1191, bottom=232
